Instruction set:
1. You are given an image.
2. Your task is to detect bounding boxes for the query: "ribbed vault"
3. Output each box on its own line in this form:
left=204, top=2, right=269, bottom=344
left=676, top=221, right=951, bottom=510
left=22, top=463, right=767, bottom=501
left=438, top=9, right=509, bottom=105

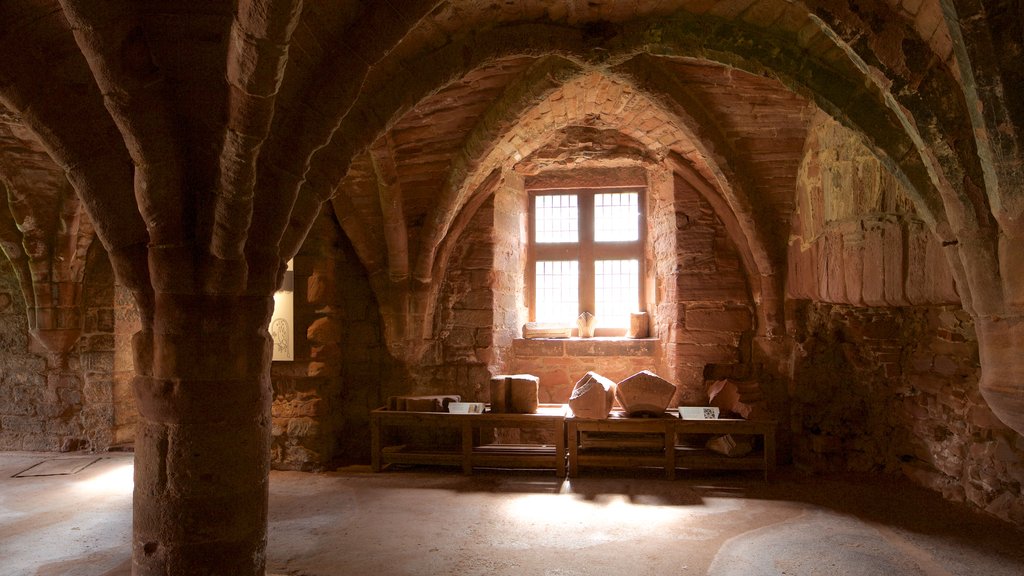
left=0, top=1, right=1021, bottom=573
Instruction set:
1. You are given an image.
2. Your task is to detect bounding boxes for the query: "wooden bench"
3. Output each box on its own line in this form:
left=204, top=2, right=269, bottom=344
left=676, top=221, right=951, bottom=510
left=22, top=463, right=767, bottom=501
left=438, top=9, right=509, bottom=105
left=370, top=405, right=776, bottom=480
left=370, top=404, right=567, bottom=476
left=567, top=411, right=776, bottom=480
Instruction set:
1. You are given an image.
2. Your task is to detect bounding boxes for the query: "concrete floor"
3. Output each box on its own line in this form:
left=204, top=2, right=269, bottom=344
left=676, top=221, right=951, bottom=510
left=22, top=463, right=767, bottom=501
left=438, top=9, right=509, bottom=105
left=1, top=452, right=1023, bottom=576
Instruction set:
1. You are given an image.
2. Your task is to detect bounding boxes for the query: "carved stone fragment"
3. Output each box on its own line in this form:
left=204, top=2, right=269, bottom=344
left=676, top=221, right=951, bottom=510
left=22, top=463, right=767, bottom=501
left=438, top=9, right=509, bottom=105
left=522, top=322, right=572, bottom=338
left=627, top=312, right=648, bottom=338
left=568, top=371, right=616, bottom=419
left=615, top=370, right=676, bottom=417
left=490, top=373, right=540, bottom=414
left=387, top=395, right=461, bottom=412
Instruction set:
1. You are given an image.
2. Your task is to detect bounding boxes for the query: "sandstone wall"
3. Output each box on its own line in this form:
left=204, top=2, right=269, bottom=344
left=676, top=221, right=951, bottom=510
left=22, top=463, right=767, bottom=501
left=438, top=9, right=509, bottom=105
left=665, top=174, right=753, bottom=403
left=790, top=302, right=1024, bottom=525
left=788, top=112, right=959, bottom=306
left=76, top=244, right=117, bottom=451
left=271, top=211, right=391, bottom=470
left=502, top=168, right=754, bottom=405
left=0, top=257, right=54, bottom=450
left=511, top=338, right=657, bottom=404
left=111, top=283, right=139, bottom=446
left=417, top=198, right=497, bottom=401
left=0, top=245, right=118, bottom=452
left=491, top=171, right=528, bottom=375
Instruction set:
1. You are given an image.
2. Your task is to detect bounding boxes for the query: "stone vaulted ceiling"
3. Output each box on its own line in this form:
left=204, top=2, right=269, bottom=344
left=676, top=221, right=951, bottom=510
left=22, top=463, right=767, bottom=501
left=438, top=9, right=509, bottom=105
left=0, top=0, right=1022, bottom=572
left=0, top=0, right=1020, bottom=429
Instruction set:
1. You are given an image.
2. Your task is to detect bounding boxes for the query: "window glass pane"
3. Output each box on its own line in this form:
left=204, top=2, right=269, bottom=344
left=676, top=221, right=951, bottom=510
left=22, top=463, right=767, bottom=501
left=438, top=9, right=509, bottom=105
left=534, top=194, right=579, bottom=243
left=594, top=259, right=639, bottom=328
left=535, top=260, right=578, bottom=323
left=594, top=192, right=639, bottom=242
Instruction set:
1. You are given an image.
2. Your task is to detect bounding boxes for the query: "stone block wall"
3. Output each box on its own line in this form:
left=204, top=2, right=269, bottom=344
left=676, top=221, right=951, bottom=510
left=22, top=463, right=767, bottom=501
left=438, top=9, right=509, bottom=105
left=271, top=211, right=392, bottom=469
left=491, top=171, right=528, bottom=372
left=0, top=245, right=118, bottom=452
left=788, top=111, right=959, bottom=306
left=76, top=244, right=117, bottom=451
left=419, top=198, right=497, bottom=401
left=510, top=338, right=658, bottom=404
left=790, top=302, right=1024, bottom=525
left=112, top=283, right=139, bottom=446
left=663, top=174, right=753, bottom=404
left=0, top=263, right=50, bottom=447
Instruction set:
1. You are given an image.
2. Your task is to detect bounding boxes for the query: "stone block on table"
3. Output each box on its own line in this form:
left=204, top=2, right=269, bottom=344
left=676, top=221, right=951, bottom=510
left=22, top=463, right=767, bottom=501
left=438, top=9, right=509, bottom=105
left=489, top=373, right=540, bottom=413
left=615, top=370, right=676, bottom=417
left=568, top=371, right=616, bottom=419
left=387, top=395, right=461, bottom=412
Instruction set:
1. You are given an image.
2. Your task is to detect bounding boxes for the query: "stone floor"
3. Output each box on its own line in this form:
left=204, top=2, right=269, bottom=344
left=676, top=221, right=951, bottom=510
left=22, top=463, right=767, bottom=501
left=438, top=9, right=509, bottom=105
left=1, top=451, right=1023, bottom=576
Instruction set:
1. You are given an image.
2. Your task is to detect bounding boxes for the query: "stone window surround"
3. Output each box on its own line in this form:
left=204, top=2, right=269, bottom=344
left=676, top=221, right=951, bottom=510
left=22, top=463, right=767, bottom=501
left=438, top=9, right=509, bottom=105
left=525, top=186, right=648, bottom=336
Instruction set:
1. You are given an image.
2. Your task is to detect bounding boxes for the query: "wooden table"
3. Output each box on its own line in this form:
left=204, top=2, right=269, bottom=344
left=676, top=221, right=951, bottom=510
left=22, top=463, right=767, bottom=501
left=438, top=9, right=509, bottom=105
left=567, top=411, right=776, bottom=480
left=370, top=404, right=567, bottom=476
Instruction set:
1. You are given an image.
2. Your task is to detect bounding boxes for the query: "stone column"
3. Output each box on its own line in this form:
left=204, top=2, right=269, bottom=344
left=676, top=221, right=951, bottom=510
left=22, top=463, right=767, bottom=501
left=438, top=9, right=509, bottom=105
left=976, top=315, right=1024, bottom=436
left=130, top=291, right=274, bottom=575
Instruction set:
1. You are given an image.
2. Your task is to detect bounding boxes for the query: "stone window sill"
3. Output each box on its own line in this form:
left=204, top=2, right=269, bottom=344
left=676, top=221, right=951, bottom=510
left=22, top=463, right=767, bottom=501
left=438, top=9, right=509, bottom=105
left=512, top=337, right=658, bottom=358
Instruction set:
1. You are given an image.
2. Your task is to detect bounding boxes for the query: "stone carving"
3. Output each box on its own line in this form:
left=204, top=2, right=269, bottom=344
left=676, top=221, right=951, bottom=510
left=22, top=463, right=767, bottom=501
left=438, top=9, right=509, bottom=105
left=568, top=371, right=617, bottom=419
left=522, top=322, right=572, bottom=338
left=627, top=312, right=648, bottom=338
left=615, top=370, right=676, bottom=416
left=489, top=374, right=540, bottom=414
left=387, top=395, right=461, bottom=412
left=577, top=311, right=596, bottom=338
left=706, top=379, right=768, bottom=420
left=706, top=434, right=753, bottom=457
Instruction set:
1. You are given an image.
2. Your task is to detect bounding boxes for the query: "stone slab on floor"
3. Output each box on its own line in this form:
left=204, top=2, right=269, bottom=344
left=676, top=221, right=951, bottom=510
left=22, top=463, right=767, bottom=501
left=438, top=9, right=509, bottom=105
left=13, top=456, right=101, bottom=477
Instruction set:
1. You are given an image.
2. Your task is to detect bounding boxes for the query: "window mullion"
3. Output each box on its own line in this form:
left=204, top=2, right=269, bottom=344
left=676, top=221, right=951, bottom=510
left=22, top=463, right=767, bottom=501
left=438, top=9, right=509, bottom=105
left=579, top=192, right=595, bottom=316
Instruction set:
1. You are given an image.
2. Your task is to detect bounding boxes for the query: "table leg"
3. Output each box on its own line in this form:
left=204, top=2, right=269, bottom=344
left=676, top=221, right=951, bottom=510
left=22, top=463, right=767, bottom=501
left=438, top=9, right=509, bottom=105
left=664, top=422, right=676, bottom=480
left=461, top=422, right=474, bottom=475
left=555, top=421, right=566, bottom=477
left=370, top=413, right=381, bottom=472
left=567, top=421, right=579, bottom=478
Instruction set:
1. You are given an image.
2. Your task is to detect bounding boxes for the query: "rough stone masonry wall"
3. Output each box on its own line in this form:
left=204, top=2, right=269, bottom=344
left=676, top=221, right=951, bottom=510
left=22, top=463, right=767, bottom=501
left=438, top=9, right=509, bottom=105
left=76, top=244, right=116, bottom=451
left=491, top=171, right=527, bottom=375
left=0, top=245, right=118, bottom=452
left=791, top=301, right=1024, bottom=525
left=788, top=111, right=959, bottom=306
left=330, top=221, right=395, bottom=464
left=271, top=211, right=393, bottom=469
left=270, top=219, right=338, bottom=471
left=111, top=282, right=139, bottom=447
left=511, top=338, right=658, bottom=404
left=0, top=257, right=49, bottom=449
left=666, top=174, right=753, bottom=404
left=509, top=170, right=753, bottom=405
left=421, top=198, right=497, bottom=402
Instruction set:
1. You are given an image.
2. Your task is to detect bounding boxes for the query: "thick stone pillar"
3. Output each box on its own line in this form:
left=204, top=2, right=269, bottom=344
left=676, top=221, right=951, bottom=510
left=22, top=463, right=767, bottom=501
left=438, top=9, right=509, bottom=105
left=131, top=291, right=274, bottom=575
left=976, top=315, right=1024, bottom=436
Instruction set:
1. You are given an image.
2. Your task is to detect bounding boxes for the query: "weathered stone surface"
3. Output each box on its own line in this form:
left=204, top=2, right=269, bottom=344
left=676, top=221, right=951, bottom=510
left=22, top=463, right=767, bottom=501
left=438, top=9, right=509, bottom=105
left=791, top=301, right=1024, bottom=526
left=489, top=373, right=539, bottom=414
left=393, top=395, right=461, bottom=412
left=568, top=371, right=616, bottom=419
left=615, top=370, right=676, bottom=416
left=0, top=3, right=1022, bottom=572
left=522, top=323, right=572, bottom=338
left=627, top=312, right=648, bottom=338
left=706, top=378, right=766, bottom=420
